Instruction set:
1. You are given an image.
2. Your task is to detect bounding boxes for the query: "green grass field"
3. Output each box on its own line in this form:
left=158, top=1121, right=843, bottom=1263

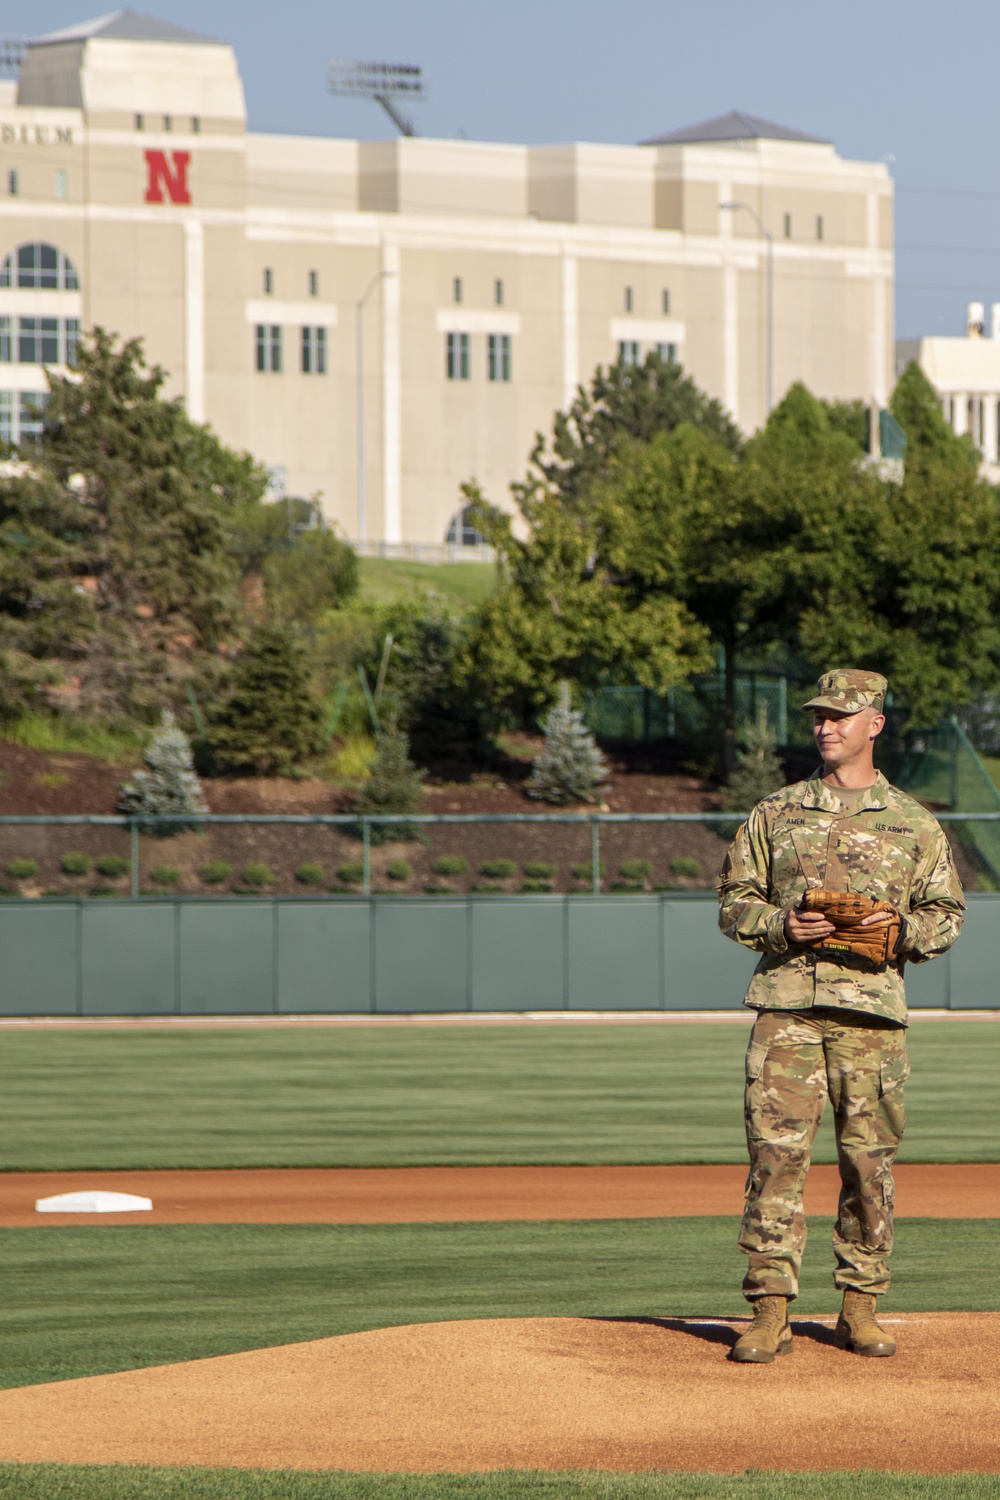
left=1, top=1023, right=997, bottom=1170
left=3, top=1216, right=998, bottom=1389
left=0, top=1467, right=992, bottom=1500
left=357, top=557, right=499, bottom=608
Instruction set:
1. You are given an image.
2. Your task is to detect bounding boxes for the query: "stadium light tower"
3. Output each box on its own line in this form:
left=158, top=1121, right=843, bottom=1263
left=328, top=60, right=425, bottom=137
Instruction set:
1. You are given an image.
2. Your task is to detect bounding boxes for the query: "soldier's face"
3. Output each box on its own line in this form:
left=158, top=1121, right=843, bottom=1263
left=813, top=707, right=884, bottom=767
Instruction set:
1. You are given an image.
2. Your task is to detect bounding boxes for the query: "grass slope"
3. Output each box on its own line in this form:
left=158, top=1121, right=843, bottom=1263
left=0, top=1468, right=993, bottom=1499
left=357, top=558, right=498, bottom=608
left=3, top=1216, right=998, bottom=1389
left=0, top=1024, right=997, bottom=1171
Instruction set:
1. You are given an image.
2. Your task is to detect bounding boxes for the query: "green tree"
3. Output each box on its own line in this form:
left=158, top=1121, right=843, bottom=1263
left=890, top=362, right=979, bottom=472
left=353, top=717, right=423, bottom=841
left=208, top=622, right=326, bottom=774
left=117, top=709, right=208, bottom=832
left=527, top=681, right=608, bottom=805
left=227, top=496, right=358, bottom=625
left=722, top=706, right=786, bottom=812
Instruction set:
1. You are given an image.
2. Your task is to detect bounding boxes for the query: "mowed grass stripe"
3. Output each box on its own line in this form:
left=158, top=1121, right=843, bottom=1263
left=3, top=1217, right=999, bottom=1389
left=0, top=1467, right=993, bottom=1500
left=1, top=1023, right=997, bottom=1170
left=0, top=1467, right=994, bottom=1500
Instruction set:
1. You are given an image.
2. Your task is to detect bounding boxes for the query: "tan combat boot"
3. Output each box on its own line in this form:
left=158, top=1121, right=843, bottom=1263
left=834, top=1289, right=896, bottom=1357
left=731, top=1295, right=793, bottom=1363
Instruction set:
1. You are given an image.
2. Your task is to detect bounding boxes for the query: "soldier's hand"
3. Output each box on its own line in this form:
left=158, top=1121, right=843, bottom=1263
left=858, top=908, right=897, bottom=927
left=784, top=908, right=836, bottom=945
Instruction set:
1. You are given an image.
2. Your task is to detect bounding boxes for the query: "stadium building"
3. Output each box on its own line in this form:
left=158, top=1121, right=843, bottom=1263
left=1, top=9, right=894, bottom=546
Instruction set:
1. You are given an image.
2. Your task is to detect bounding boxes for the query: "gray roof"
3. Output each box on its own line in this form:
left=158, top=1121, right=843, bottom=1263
left=30, top=9, right=218, bottom=47
left=641, top=110, right=829, bottom=147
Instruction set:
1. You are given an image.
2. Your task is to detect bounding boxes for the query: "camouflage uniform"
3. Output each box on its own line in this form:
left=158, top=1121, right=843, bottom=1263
left=717, top=670, right=965, bottom=1301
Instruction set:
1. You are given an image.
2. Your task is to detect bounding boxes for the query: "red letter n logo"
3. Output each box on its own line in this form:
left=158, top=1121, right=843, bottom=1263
left=144, top=149, right=191, bottom=205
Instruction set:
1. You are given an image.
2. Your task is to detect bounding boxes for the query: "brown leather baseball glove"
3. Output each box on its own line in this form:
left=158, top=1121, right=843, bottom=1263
left=799, top=889, right=902, bottom=969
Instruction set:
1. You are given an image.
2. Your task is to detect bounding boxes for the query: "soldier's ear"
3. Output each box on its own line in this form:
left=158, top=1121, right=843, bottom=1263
left=869, top=712, right=886, bottom=741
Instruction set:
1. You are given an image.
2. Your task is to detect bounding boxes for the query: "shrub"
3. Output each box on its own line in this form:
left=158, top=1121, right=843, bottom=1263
left=352, top=718, right=423, bottom=843
left=198, top=860, right=232, bottom=885
left=149, top=865, right=180, bottom=886
left=619, top=859, right=652, bottom=882
left=527, top=681, right=608, bottom=805
left=5, top=858, right=38, bottom=880
left=520, top=879, right=553, bottom=893
left=386, top=859, right=412, bottom=882
left=722, top=705, right=785, bottom=813
left=480, top=858, right=516, bottom=879
left=60, top=852, right=91, bottom=876
left=423, top=883, right=454, bottom=895
left=669, top=856, right=702, bottom=878
left=117, top=710, right=208, bottom=834
left=611, top=880, right=644, bottom=893
left=523, top=861, right=556, bottom=879
left=571, top=861, right=606, bottom=882
left=337, top=862, right=365, bottom=885
left=432, top=854, right=468, bottom=877
left=295, top=862, right=325, bottom=886
left=470, top=881, right=503, bottom=894
left=241, top=862, right=274, bottom=888
left=95, top=854, right=130, bottom=879
left=208, top=622, right=327, bottom=775
left=331, top=733, right=378, bottom=783
left=88, top=886, right=118, bottom=898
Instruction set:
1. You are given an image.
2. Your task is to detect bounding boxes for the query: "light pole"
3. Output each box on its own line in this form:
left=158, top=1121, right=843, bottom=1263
left=720, top=200, right=774, bottom=417
left=356, top=270, right=393, bottom=546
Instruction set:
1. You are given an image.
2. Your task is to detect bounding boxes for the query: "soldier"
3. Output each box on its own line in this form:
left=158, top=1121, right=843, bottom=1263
left=717, top=669, right=964, bottom=1363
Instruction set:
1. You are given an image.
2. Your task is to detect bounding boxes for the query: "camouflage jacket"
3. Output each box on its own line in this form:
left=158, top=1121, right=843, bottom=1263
left=716, top=771, right=965, bottom=1024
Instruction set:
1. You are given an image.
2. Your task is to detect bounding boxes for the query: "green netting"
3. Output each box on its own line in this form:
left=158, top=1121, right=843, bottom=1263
left=893, top=719, right=1000, bottom=886
left=585, top=676, right=807, bottom=748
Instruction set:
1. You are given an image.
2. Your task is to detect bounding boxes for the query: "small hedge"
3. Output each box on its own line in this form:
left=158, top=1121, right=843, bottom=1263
left=337, top=862, right=365, bottom=885
left=523, top=861, right=556, bottom=880
left=295, top=862, right=325, bottom=886
left=386, top=860, right=412, bottom=882
left=149, top=865, right=180, bottom=886
left=5, top=858, right=38, bottom=880
left=480, top=858, right=517, bottom=879
left=241, top=862, right=274, bottom=888
left=432, top=854, right=468, bottom=877
left=520, top=879, right=553, bottom=893
left=571, top=861, right=606, bottom=881
left=60, top=852, right=91, bottom=876
left=669, top=856, right=702, bottom=878
left=611, top=880, right=645, bottom=893
left=423, top=883, right=454, bottom=895
left=95, top=854, right=130, bottom=879
left=470, top=881, right=504, bottom=894
left=619, top=859, right=652, bottom=881
left=198, top=860, right=232, bottom=885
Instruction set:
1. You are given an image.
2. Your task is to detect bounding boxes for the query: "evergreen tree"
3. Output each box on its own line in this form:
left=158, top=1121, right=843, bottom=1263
left=722, top=706, right=786, bottom=812
left=117, top=709, right=208, bottom=833
left=353, top=717, right=423, bottom=842
left=527, top=681, right=608, bottom=805
left=209, top=622, right=326, bottom=775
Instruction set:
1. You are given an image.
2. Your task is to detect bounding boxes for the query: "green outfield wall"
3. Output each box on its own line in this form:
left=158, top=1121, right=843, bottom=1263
left=0, top=892, right=990, bottom=1017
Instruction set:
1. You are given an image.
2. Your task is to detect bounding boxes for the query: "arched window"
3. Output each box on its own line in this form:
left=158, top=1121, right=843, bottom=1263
left=446, top=503, right=485, bottom=547
left=0, top=242, right=79, bottom=290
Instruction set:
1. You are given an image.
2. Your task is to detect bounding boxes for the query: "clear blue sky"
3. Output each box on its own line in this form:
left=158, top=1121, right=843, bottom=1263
left=6, top=0, right=1000, bottom=339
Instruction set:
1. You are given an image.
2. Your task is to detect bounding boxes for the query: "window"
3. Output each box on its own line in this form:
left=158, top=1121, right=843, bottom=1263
left=446, top=502, right=485, bottom=547
left=446, top=332, right=470, bottom=380
left=0, top=316, right=79, bottom=366
left=783, top=213, right=792, bottom=238
left=0, top=391, right=49, bottom=446
left=163, top=115, right=173, bottom=132
left=624, top=286, right=634, bottom=312
left=192, top=116, right=201, bottom=134
left=7, top=170, right=17, bottom=197
left=618, top=340, right=640, bottom=367
left=816, top=215, right=824, bottom=241
left=494, top=278, right=504, bottom=306
left=656, top=342, right=677, bottom=364
left=487, top=333, right=511, bottom=382
left=135, top=113, right=144, bottom=130
left=255, top=324, right=282, bottom=373
left=452, top=276, right=463, bottom=305
left=55, top=170, right=68, bottom=201
left=0, top=243, right=80, bottom=290
left=309, top=269, right=318, bottom=296
left=263, top=267, right=273, bottom=295
left=661, top=289, right=670, bottom=314
left=301, top=326, right=327, bottom=374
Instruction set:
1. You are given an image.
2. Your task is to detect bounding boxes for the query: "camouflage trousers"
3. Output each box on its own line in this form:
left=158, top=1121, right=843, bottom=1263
left=740, top=1007, right=908, bottom=1301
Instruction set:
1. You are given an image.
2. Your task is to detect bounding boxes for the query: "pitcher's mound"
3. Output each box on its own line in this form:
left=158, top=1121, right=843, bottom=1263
left=0, top=1314, right=996, bottom=1474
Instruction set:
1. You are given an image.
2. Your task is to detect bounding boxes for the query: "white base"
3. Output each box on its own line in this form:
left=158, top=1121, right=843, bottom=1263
left=35, top=1190, right=153, bottom=1213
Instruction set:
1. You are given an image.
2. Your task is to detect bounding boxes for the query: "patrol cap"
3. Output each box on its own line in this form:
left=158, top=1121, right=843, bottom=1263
left=801, top=668, right=888, bottom=715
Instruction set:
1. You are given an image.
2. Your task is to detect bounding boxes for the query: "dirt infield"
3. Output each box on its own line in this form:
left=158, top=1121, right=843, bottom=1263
left=4, top=1162, right=998, bottom=1226
left=0, top=1314, right=996, bottom=1473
